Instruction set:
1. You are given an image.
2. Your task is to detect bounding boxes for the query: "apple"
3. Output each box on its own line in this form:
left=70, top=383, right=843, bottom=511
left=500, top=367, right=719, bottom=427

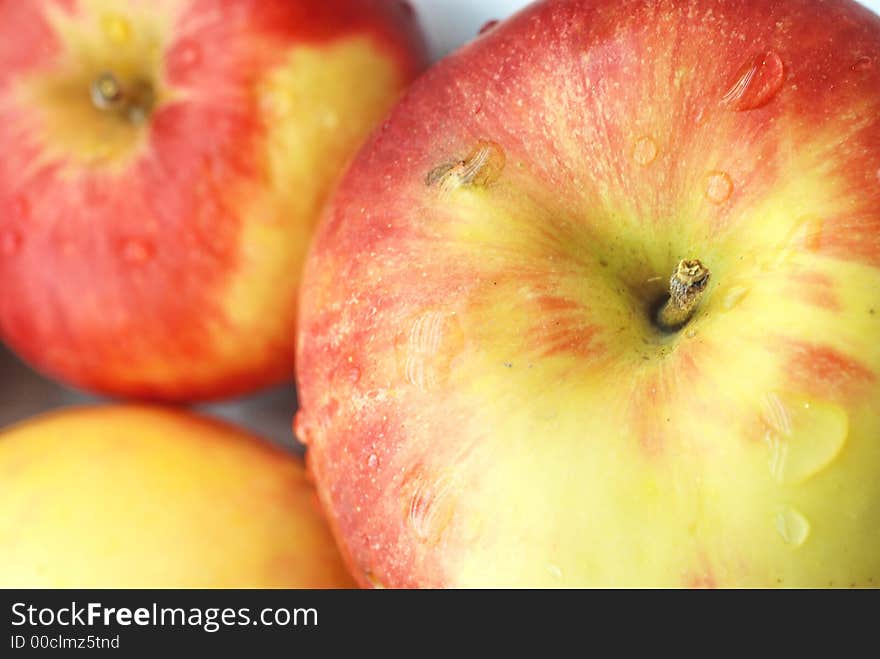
left=0, top=0, right=427, bottom=401
left=0, top=405, right=355, bottom=587
left=296, top=0, right=880, bottom=587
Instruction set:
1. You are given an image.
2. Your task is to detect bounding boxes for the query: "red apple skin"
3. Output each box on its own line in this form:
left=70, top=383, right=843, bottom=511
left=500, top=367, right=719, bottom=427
left=0, top=0, right=427, bottom=401
left=296, top=0, right=880, bottom=587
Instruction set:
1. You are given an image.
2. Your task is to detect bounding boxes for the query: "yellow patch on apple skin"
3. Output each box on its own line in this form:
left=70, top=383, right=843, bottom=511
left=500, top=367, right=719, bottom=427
left=219, top=38, right=401, bottom=359
left=15, top=0, right=178, bottom=173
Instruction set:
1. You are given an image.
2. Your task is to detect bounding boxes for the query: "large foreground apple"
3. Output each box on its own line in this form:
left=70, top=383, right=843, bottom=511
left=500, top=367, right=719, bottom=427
left=0, top=406, right=355, bottom=587
left=296, top=0, right=880, bottom=587
left=0, top=0, right=426, bottom=400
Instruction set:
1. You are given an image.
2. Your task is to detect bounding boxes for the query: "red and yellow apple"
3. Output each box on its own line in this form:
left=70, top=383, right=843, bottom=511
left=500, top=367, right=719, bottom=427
left=0, top=0, right=427, bottom=400
left=296, top=0, right=880, bottom=587
left=0, top=405, right=355, bottom=587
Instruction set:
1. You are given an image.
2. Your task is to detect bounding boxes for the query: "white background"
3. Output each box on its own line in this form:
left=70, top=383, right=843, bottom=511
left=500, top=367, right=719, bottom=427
left=1, top=0, right=878, bottom=444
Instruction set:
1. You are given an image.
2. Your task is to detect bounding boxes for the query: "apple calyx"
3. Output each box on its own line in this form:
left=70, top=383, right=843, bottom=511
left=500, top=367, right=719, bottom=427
left=90, top=72, right=155, bottom=125
left=656, top=259, right=711, bottom=331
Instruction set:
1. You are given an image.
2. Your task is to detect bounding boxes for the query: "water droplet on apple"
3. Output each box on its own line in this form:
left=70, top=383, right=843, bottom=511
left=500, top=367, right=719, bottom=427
left=425, top=162, right=456, bottom=187
left=407, top=471, right=456, bottom=544
left=705, top=171, right=733, bottom=204
left=426, top=141, right=506, bottom=191
left=722, top=285, right=750, bottom=310
left=762, top=392, right=848, bottom=485
left=547, top=563, right=563, bottom=580
left=102, top=14, right=132, bottom=44
left=0, top=228, right=23, bottom=256
left=632, top=136, right=658, bottom=166
left=293, top=412, right=311, bottom=446
left=397, top=0, right=415, bottom=19
left=721, top=51, right=785, bottom=111
left=852, top=56, right=873, bottom=72
left=119, top=238, right=155, bottom=264
left=784, top=216, right=824, bottom=253
left=367, top=453, right=378, bottom=469
left=399, top=311, right=464, bottom=392
left=176, top=39, right=202, bottom=69
left=775, top=506, right=810, bottom=548
left=364, top=571, right=386, bottom=588
left=685, top=328, right=697, bottom=339
left=479, top=19, right=500, bottom=35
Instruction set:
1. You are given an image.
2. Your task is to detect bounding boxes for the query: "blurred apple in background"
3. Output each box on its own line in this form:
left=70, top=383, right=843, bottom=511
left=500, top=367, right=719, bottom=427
left=0, top=406, right=355, bottom=587
left=0, top=0, right=427, bottom=401
left=296, top=0, right=880, bottom=586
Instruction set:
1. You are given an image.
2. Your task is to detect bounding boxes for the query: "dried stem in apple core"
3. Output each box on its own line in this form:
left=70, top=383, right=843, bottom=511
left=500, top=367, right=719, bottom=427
left=90, top=72, right=155, bottom=124
left=656, top=259, right=711, bottom=331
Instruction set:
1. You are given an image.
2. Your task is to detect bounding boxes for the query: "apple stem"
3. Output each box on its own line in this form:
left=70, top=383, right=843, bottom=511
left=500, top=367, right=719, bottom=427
left=656, top=259, right=711, bottom=331
left=90, top=72, right=154, bottom=124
